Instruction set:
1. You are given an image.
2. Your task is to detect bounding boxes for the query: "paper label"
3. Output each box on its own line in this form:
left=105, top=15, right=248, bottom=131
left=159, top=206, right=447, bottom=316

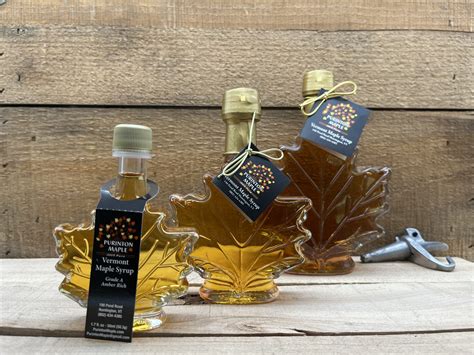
left=213, top=144, right=290, bottom=221
left=85, top=180, right=158, bottom=342
left=300, top=91, right=370, bottom=157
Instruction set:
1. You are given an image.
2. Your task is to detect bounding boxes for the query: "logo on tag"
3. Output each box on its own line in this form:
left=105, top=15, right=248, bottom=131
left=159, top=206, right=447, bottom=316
left=213, top=144, right=290, bottom=221
left=301, top=91, right=370, bottom=157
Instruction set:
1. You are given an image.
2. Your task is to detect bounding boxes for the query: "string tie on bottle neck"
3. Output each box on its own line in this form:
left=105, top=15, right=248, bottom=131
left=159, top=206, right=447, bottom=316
left=218, top=112, right=284, bottom=178
left=299, top=81, right=358, bottom=117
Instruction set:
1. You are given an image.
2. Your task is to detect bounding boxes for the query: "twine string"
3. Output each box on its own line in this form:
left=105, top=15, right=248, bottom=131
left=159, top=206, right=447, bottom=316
left=218, top=112, right=284, bottom=177
left=299, top=81, right=358, bottom=117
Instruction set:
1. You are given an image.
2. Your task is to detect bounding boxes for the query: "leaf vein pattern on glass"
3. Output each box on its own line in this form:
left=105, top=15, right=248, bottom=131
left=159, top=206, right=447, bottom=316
left=280, top=138, right=390, bottom=274
left=170, top=174, right=311, bottom=304
left=54, top=206, right=197, bottom=329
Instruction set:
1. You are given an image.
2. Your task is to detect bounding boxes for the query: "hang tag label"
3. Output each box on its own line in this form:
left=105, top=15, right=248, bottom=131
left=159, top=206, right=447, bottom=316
left=85, top=180, right=157, bottom=343
left=85, top=210, right=142, bottom=342
left=213, top=144, right=290, bottom=221
left=300, top=91, right=370, bottom=157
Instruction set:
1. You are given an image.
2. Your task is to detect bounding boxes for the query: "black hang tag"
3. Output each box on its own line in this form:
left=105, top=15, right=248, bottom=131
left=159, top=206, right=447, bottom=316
left=300, top=90, right=370, bottom=157
left=213, top=144, right=290, bottom=221
left=84, top=180, right=157, bottom=343
left=85, top=210, right=142, bottom=343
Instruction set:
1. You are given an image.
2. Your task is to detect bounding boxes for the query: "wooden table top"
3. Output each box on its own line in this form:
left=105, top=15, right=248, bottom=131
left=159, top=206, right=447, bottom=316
left=1, top=258, right=473, bottom=353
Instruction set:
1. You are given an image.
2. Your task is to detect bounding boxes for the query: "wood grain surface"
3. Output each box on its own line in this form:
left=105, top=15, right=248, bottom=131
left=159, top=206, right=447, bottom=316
left=12, top=281, right=470, bottom=335
left=3, top=333, right=474, bottom=354
left=1, top=258, right=472, bottom=353
left=0, top=26, right=472, bottom=108
left=4, top=258, right=473, bottom=287
left=0, top=1, right=472, bottom=261
left=1, top=0, right=472, bottom=32
left=1, top=258, right=473, bottom=337
left=1, top=107, right=472, bottom=259
left=0, top=3, right=472, bottom=354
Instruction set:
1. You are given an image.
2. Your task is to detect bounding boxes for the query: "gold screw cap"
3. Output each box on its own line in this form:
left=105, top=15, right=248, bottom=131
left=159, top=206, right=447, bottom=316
left=303, top=70, right=334, bottom=97
left=222, top=87, right=261, bottom=121
left=112, top=124, right=152, bottom=157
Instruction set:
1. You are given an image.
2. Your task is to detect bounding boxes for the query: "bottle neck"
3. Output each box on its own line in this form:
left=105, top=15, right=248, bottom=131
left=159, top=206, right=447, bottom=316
left=302, top=83, right=333, bottom=113
left=302, top=94, right=313, bottom=114
left=223, top=114, right=257, bottom=162
left=114, top=156, right=147, bottom=200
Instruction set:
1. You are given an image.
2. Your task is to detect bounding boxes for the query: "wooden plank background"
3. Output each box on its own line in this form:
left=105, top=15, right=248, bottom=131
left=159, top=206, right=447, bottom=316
left=0, top=27, right=472, bottom=108
left=0, top=0, right=472, bottom=32
left=0, top=1, right=473, bottom=259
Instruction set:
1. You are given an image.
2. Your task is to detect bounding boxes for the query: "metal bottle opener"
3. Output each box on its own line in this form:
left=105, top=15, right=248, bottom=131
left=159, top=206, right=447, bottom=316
left=360, top=228, right=456, bottom=272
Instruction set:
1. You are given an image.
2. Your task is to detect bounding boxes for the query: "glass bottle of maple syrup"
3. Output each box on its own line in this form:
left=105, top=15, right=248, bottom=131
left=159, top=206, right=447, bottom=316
left=54, top=124, right=198, bottom=331
left=280, top=70, right=390, bottom=275
left=170, top=88, right=311, bottom=304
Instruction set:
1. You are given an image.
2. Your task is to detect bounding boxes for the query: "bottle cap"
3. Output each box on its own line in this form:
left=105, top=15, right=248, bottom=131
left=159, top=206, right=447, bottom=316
left=222, top=87, right=261, bottom=121
left=302, top=70, right=334, bottom=97
left=112, top=124, right=152, bottom=158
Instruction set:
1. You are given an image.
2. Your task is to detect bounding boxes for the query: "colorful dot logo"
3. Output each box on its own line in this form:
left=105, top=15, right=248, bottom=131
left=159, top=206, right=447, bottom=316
left=96, top=217, right=138, bottom=251
left=239, top=161, right=276, bottom=194
left=322, top=102, right=358, bottom=131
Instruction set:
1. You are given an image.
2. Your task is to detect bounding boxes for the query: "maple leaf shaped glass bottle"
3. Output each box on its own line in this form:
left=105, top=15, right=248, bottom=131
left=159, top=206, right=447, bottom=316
left=54, top=124, right=198, bottom=331
left=280, top=70, right=391, bottom=275
left=170, top=88, right=311, bottom=304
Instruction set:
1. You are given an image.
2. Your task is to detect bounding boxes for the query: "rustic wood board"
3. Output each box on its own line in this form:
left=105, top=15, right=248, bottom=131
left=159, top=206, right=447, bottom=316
left=0, top=0, right=471, bottom=32
left=0, top=2, right=472, bottom=352
left=1, top=107, right=472, bottom=259
left=0, top=26, right=472, bottom=108
left=1, top=259, right=473, bottom=338
left=2, top=333, right=474, bottom=354
left=2, top=258, right=473, bottom=287
left=1, top=259, right=472, bottom=352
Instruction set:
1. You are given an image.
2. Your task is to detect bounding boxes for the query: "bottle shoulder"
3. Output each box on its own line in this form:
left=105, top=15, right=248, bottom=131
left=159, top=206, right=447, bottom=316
left=170, top=172, right=311, bottom=240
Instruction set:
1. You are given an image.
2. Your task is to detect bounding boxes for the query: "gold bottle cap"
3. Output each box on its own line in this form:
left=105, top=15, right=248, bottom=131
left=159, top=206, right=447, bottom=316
left=112, top=124, right=152, bottom=158
left=302, top=70, right=334, bottom=97
left=222, top=87, right=261, bottom=120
